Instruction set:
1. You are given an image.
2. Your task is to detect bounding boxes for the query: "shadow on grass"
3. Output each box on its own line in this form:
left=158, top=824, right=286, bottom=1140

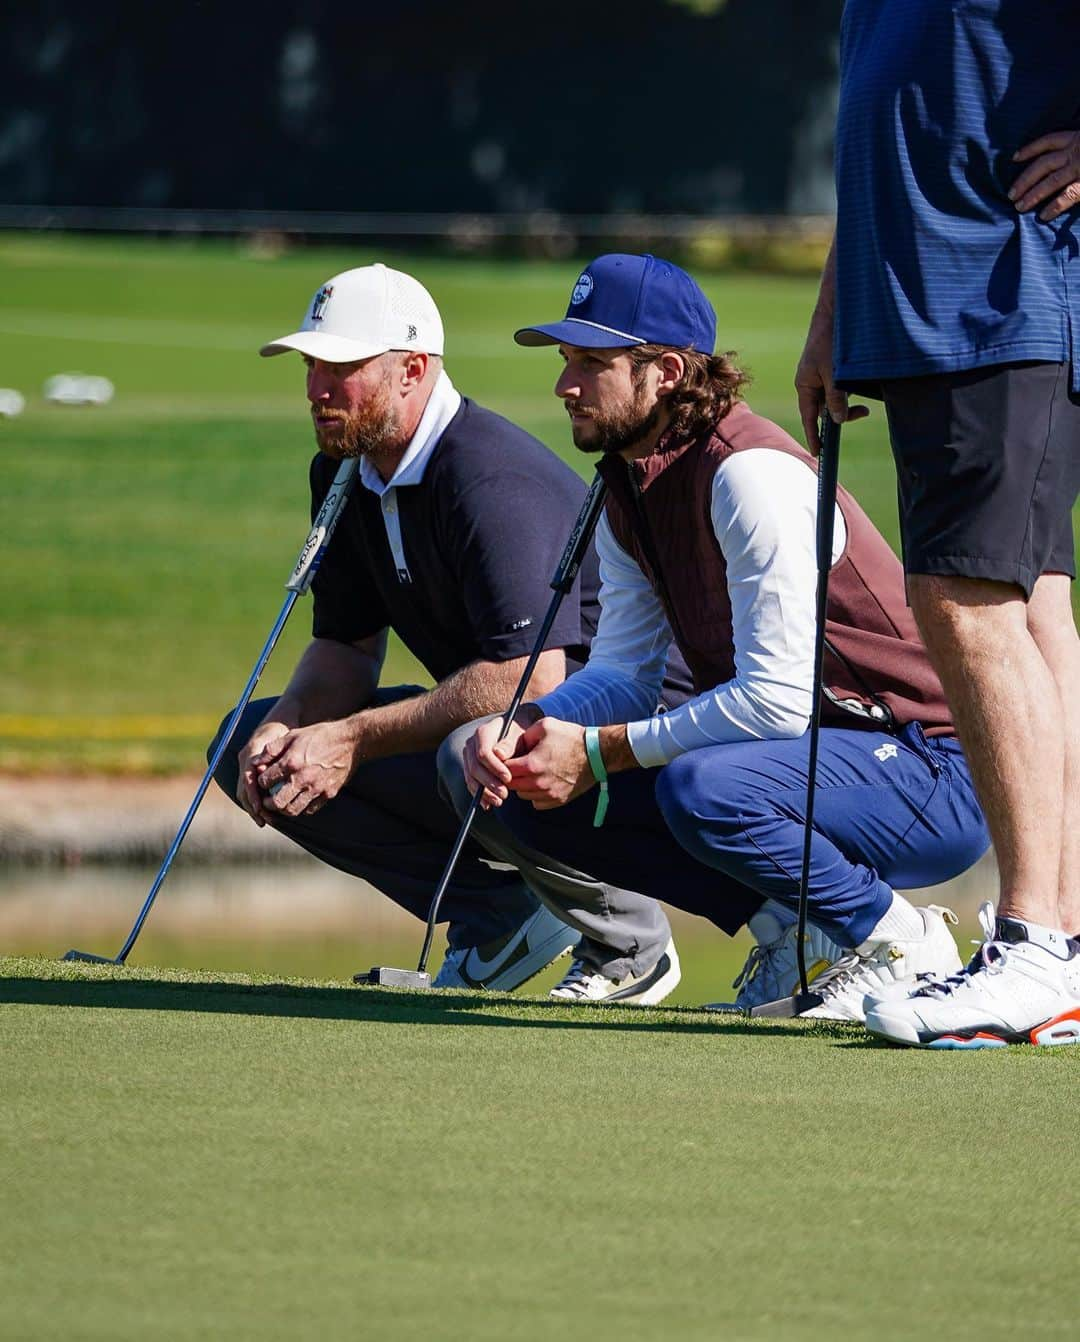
left=0, top=972, right=834, bottom=1039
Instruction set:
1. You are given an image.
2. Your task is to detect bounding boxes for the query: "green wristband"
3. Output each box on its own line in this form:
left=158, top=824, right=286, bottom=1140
left=583, top=726, right=609, bottom=828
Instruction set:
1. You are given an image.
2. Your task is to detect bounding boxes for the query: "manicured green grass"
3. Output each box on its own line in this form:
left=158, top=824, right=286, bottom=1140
left=1, top=955, right=1076, bottom=1341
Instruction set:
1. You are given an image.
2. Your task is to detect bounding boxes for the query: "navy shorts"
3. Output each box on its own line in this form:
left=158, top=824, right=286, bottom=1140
left=880, top=361, right=1080, bottom=598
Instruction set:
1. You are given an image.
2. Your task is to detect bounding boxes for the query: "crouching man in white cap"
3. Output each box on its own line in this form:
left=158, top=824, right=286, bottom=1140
left=210, top=263, right=692, bottom=989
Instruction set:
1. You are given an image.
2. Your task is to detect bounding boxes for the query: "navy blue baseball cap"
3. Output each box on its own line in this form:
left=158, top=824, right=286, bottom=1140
left=514, top=253, right=716, bottom=353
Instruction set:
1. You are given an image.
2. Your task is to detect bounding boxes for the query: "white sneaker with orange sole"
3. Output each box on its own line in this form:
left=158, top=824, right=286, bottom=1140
left=865, top=902, right=1080, bottom=1049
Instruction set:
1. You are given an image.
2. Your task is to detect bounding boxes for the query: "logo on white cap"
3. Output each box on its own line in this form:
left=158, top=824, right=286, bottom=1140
left=311, top=286, right=334, bottom=322
left=570, top=273, right=593, bottom=306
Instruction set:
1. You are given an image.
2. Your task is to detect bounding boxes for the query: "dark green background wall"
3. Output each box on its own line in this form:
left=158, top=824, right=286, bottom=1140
left=0, top=0, right=842, bottom=214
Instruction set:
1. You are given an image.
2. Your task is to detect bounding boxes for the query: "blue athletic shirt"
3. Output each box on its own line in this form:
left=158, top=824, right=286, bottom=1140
left=834, top=0, right=1080, bottom=391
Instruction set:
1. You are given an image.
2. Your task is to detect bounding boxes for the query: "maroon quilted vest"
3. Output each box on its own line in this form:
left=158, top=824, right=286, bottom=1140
left=597, top=401, right=954, bottom=736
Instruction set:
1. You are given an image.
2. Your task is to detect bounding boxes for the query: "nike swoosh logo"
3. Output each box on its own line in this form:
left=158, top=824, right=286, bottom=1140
left=605, top=953, right=671, bottom=1002
left=460, top=925, right=532, bottom=988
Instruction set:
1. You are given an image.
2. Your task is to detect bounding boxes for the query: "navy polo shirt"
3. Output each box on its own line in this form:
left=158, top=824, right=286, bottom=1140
left=308, top=398, right=600, bottom=681
left=834, top=0, right=1080, bottom=391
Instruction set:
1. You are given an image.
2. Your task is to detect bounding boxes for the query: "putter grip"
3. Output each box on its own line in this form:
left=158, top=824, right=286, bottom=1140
left=816, top=416, right=841, bottom=573
left=550, top=473, right=607, bottom=594
left=285, top=457, right=361, bottom=594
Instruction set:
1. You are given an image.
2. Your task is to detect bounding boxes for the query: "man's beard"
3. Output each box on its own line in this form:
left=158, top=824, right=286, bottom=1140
left=312, top=385, right=398, bottom=461
left=568, top=382, right=663, bottom=456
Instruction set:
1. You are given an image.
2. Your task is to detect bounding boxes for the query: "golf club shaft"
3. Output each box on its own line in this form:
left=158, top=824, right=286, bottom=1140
left=417, top=473, right=608, bottom=974
left=795, top=416, right=841, bottom=995
left=112, top=591, right=301, bottom=962
left=101, top=456, right=362, bottom=964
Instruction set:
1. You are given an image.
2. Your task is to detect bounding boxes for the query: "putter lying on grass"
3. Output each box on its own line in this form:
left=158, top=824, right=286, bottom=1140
left=750, top=415, right=842, bottom=1018
left=62, top=456, right=362, bottom=966
left=354, top=472, right=609, bottom=990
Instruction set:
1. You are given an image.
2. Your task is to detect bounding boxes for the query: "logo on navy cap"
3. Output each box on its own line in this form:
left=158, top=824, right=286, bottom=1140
left=570, top=273, right=593, bottom=306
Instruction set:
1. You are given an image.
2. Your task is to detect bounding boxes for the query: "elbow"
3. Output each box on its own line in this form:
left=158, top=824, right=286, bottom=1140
left=770, top=709, right=811, bottom=740
left=743, top=689, right=811, bottom=741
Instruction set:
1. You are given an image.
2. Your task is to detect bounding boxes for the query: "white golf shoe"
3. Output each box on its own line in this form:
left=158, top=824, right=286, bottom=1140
left=799, top=904, right=962, bottom=1023
left=865, top=902, right=1080, bottom=1049
left=549, top=938, right=681, bottom=1006
left=704, top=902, right=843, bottom=1012
left=433, top=904, right=580, bottom=992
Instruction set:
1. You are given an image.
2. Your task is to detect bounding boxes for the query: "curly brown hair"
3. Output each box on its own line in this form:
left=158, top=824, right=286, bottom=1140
left=627, top=344, right=750, bottom=440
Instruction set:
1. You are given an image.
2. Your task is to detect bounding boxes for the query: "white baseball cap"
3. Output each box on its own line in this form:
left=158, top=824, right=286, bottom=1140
left=260, top=263, right=445, bottom=361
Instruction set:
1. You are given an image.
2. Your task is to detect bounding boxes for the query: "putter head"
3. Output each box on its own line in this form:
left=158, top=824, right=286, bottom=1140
left=62, top=950, right=118, bottom=965
left=352, top=966, right=432, bottom=990
left=749, top=990, right=824, bottom=1019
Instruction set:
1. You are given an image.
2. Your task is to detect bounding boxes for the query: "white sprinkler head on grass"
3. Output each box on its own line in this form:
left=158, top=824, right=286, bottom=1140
left=43, top=374, right=115, bottom=406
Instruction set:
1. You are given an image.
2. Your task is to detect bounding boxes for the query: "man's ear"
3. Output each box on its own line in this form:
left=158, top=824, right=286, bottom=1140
left=398, top=351, right=430, bottom=391
left=654, top=351, right=686, bottom=399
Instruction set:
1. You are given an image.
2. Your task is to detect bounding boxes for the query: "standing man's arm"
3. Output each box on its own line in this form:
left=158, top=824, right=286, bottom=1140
left=794, top=238, right=868, bottom=454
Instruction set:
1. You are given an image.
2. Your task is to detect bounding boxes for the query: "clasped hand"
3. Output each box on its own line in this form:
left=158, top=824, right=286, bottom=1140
left=238, top=720, right=357, bottom=823
left=463, top=714, right=596, bottom=811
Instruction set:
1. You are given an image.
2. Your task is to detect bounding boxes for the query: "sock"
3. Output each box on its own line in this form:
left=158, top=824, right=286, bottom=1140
left=762, top=899, right=797, bottom=928
left=857, top=892, right=924, bottom=952
left=747, top=900, right=795, bottom=946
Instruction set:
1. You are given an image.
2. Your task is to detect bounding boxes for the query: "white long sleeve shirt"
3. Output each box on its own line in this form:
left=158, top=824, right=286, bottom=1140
left=534, top=448, right=847, bottom=768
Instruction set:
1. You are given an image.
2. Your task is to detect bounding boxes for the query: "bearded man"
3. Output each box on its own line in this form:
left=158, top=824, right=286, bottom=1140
left=209, top=263, right=692, bottom=989
left=440, top=253, right=991, bottom=1020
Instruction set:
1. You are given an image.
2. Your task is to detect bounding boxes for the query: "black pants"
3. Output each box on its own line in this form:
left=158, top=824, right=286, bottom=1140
left=881, top=360, right=1080, bottom=597
left=208, top=687, right=538, bottom=948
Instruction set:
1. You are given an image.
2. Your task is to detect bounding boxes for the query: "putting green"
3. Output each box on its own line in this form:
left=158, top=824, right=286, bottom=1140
left=0, top=956, right=1075, bottom=1341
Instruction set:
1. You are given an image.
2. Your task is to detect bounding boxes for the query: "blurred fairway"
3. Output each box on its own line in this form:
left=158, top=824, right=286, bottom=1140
left=1, top=232, right=1076, bottom=771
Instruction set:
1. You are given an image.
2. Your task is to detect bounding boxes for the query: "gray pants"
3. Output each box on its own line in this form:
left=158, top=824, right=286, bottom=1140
left=437, top=719, right=672, bottom=979
left=210, top=689, right=539, bottom=949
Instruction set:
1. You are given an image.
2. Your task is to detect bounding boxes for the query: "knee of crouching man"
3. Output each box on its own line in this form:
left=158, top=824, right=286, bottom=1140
left=435, top=720, right=481, bottom=812
left=654, top=752, right=744, bottom=856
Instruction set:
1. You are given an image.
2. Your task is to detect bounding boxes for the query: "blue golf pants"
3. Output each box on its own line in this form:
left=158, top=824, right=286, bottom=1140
left=495, top=721, right=990, bottom=948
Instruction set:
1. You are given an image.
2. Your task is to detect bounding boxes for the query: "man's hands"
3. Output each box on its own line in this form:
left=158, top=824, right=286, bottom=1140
left=794, top=242, right=868, bottom=455
left=1011, top=130, right=1080, bottom=222
left=463, top=714, right=597, bottom=811
left=462, top=713, right=532, bottom=808
left=236, top=720, right=293, bottom=826
left=243, top=720, right=359, bottom=822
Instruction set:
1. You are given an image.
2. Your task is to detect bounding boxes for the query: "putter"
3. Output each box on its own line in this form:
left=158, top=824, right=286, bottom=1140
left=750, top=414, right=842, bottom=1018
left=63, top=456, right=362, bottom=966
left=354, top=471, right=609, bottom=989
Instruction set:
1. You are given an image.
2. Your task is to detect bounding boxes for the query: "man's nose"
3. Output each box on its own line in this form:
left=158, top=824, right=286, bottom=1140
left=306, top=363, right=334, bottom=402
left=554, top=367, right=579, bottom=400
